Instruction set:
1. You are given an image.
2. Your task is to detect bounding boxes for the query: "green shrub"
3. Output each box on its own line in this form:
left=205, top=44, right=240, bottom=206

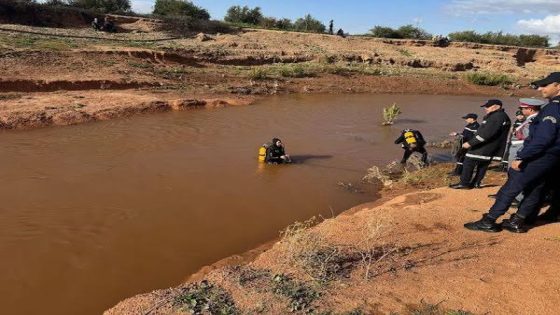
left=68, top=0, right=130, bottom=13
left=153, top=0, right=209, bottom=20
left=466, top=72, right=513, bottom=86
left=369, top=24, right=431, bottom=40
left=449, top=31, right=549, bottom=48
left=293, top=14, right=326, bottom=33
left=224, top=5, right=263, bottom=25
left=382, top=103, right=401, bottom=125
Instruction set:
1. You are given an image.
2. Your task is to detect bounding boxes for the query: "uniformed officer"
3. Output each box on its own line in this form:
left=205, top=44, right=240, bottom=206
left=450, top=113, right=480, bottom=175
left=464, top=72, right=560, bottom=233
left=449, top=99, right=511, bottom=189
left=500, top=109, right=527, bottom=170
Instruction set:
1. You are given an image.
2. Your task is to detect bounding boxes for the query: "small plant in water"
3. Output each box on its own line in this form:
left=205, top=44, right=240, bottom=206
left=382, top=103, right=402, bottom=125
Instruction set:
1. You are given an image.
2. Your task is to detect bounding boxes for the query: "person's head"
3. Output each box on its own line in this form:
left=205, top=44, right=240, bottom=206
left=481, top=99, right=503, bottom=114
left=94, top=18, right=98, bottom=22
left=518, top=98, right=545, bottom=117
left=531, top=72, right=560, bottom=99
left=461, top=113, right=477, bottom=124
left=515, top=110, right=526, bottom=121
left=272, top=138, right=282, bottom=147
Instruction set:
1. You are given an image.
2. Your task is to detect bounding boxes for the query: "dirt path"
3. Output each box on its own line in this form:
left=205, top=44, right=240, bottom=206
left=105, top=169, right=560, bottom=314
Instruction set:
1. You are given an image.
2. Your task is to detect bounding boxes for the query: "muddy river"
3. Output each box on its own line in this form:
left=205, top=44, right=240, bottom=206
left=0, top=94, right=514, bottom=315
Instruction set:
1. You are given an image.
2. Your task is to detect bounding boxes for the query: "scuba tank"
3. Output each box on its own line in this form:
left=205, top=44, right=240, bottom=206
left=258, top=143, right=270, bottom=163
left=404, top=130, right=418, bottom=145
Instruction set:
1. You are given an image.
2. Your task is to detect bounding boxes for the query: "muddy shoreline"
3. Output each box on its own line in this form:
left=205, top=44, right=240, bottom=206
left=0, top=78, right=536, bottom=131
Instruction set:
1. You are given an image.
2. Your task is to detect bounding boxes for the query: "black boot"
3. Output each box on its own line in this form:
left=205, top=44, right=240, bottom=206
left=464, top=214, right=502, bottom=232
left=501, top=214, right=528, bottom=233
left=449, top=183, right=472, bottom=190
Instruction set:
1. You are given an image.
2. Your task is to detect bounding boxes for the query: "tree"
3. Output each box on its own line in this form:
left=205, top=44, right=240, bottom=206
left=68, top=0, right=131, bottom=12
left=275, top=18, right=293, bottom=30
left=369, top=26, right=401, bottom=38
left=224, top=5, right=263, bottom=25
left=293, top=14, right=325, bottom=33
left=153, top=0, right=210, bottom=20
left=396, top=24, right=431, bottom=40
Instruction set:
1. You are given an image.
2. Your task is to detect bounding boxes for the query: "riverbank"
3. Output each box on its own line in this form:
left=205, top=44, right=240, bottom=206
left=105, top=165, right=560, bottom=314
left=2, top=21, right=559, bottom=130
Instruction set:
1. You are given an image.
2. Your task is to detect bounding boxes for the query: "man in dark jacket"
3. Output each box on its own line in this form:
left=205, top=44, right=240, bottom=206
left=464, top=72, right=560, bottom=233
left=450, top=99, right=511, bottom=189
left=394, top=129, right=428, bottom=165
left=265, top=138, right=291, bottom=164
left=450, top=113, right=480, bottom=175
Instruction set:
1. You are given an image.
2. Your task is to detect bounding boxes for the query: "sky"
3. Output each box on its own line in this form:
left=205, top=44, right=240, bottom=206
left=129, top=0, right=560, bottom=42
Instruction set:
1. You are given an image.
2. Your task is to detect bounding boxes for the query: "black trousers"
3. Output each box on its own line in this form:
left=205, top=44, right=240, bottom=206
left=459, top=157, right=490, bottom=186
left=401, top=146, right=428, bottom=164
left=453, top=148, right=468, bottom=174
left=488, top=154, right=559, bottom=220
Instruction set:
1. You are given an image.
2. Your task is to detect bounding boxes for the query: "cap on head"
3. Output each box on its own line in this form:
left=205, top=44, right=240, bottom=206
left=515, top=110, right=523, bottom=116
left=531, top=72, right=560, bottom=89
left=461, top=113, right=478, bottom=120
left=481, top=99, right=503, bottom=108
left=518, top=98, right=546, bottom=108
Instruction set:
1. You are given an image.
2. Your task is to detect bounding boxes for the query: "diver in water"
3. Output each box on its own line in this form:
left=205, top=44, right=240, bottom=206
left=265, top=138, right=291, bottom=164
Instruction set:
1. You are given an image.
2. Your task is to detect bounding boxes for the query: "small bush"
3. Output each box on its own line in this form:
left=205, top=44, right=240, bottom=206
left=68, top=0, right=131, bottom=13
left=248, top=68, right=271, bottom=80
left=293, top=14, right=326, bottom=33
left=382, top=103, right=401, bottom=125
left=369, top=24, right=431, bottom=40
left=466, top=72, right=513, bottom=86
left=278, top=64, right=316, bottom=78
left=174, top=280, right=239, bottom=315
left=153, top=0, right=209, bottom=20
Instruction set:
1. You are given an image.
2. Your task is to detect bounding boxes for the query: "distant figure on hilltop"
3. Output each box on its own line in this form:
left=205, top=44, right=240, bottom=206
left=336, top=28, right=346, bottom=38
left=328, top=20, right=334, bottom=35
left=102, top=16, right=116, bottom=33
left=92, top=18, right=101, bottom=31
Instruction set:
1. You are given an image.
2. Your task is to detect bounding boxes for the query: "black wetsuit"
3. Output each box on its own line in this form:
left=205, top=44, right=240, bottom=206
left=394, top=129, right=428, bottom=164
left=265, top=144, right=286, bottom=164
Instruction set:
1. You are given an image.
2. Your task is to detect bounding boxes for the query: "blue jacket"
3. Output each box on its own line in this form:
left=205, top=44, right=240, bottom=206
left=516, top=96, right=560, bottom=161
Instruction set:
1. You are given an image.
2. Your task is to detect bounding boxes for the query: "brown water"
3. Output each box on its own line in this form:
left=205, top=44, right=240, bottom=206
left=0, top=94, right=513, bottom=315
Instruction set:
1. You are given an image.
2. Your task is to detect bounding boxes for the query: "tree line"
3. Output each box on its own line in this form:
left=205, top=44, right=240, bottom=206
left=11, top=0, right=553, bottom=47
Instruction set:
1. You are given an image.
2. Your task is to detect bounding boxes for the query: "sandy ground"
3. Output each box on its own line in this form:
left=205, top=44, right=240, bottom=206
left=105, top=166, right=560, bottom=314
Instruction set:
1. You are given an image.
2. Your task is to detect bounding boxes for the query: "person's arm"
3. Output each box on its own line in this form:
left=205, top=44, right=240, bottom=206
left=517, top=113, right=558, bottom=161
left=415, top=131, right=426, bottom=146
left=467, top=116, right=504, bottom=147
left=394, top=134, right=404, bottom=144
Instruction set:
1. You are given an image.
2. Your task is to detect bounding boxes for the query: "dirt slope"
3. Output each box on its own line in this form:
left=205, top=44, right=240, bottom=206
left=106, top=176, right=560, bottom=314
left=1, top=22, right=560, bottom=130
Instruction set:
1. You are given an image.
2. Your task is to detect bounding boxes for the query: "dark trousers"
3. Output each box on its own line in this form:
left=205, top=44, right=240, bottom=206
left=453, top=148, right=468, bottom=174
left=401, top=146, right=427, bottom=164
left=542, top=163, right=560, bottom=216
left=459, top=157, right=490, bottom=186
left=488, top=154, right=559, bottom=220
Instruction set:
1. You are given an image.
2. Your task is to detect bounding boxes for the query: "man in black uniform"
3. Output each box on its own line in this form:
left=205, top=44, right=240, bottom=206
left=450, top=113, right=480, bottom=175
left=464, top=73, right=560, bottom=233
left=450, top=99, right=511, bottom=189
left=394, top=129, right=428, bottom=165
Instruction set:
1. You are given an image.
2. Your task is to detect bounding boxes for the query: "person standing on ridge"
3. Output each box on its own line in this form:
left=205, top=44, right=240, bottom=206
left=394, top=129, right=428, bottom=165
left=449, top=113, right=480, bottom=175
left=449, top=99, right=511, bottom=189
left=464, top=73, right=560, bottom=233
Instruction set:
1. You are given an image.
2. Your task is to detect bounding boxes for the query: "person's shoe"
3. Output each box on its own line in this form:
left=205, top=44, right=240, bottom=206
left=472, top=182, right=483, bottom=189
left=488, top=194, right=497, bottom=199
left=464, top=214, right=502, bottom=232
left=449, top=183, right=472, bottom=190
left=501, top=214, right=528, bottom=233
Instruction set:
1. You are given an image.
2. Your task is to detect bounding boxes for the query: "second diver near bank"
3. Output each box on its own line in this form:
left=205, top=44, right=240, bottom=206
left=394, top=129, right=428, bottom=165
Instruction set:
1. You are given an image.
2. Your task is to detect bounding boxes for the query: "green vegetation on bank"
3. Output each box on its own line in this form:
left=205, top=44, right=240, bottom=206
left=224, top=5, right=326, bottom=33
left=368, top=25, right=432, bottom=40
left=153, top=0, right=209, bottom=20
left=466, top=72, right=513, bottom=86
left=449, top=31, right=549, bottom=48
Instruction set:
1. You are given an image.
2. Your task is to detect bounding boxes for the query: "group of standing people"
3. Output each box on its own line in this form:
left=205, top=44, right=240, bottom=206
left=448, top=72, right=560, bottom=233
